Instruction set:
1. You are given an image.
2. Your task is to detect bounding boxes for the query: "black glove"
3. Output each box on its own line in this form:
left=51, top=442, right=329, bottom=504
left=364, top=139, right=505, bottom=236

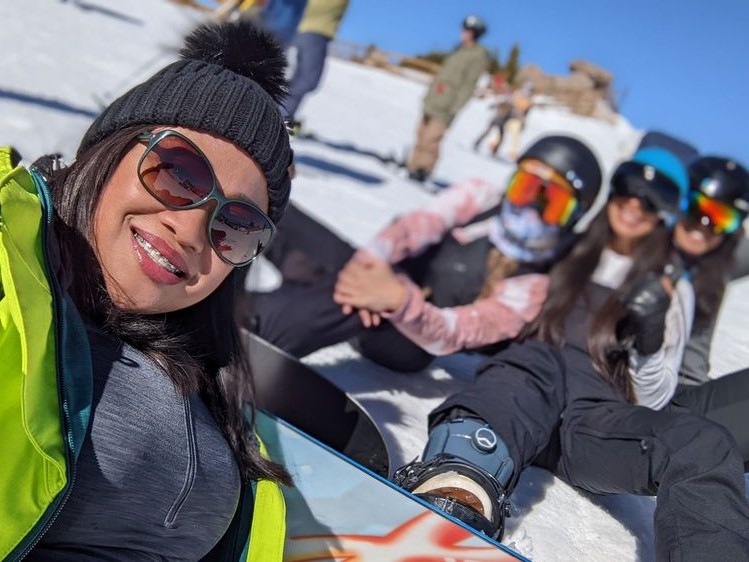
left=619, top=273, right=672, bottom=355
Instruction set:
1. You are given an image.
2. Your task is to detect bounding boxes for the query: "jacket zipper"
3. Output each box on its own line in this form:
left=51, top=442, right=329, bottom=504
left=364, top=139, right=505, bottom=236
left=11, top=170, right=78, bottom=560
left=164, top=397, right=197, bottom=528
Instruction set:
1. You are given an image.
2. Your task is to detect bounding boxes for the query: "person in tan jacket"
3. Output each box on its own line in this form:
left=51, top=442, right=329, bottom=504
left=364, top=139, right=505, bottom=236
left=281, top=0, right=350, bottom=128
left=407, top=16, right=490, bottom=182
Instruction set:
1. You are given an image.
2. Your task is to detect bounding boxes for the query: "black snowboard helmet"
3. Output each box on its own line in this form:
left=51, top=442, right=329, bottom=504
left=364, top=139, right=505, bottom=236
left=462, top=15, right=487, bottom=40
left=517, top=135, right=603, bottom=218
left=687, top=156, right=749, bottom=216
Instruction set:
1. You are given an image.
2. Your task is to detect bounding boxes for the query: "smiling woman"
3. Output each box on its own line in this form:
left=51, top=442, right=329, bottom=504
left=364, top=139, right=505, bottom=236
left=1, top=19, right=293, bottom=562
left=94, top=127, right=272, bottom=313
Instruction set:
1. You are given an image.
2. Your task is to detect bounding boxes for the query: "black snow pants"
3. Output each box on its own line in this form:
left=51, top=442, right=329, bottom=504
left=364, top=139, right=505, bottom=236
left=430, top=341, right=749, bottom=561
left=667, top=367, right=749, bottom=470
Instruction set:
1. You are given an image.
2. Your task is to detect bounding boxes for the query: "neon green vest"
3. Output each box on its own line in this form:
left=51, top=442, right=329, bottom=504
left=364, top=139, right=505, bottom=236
left=0, top=148, right=285, bottom=561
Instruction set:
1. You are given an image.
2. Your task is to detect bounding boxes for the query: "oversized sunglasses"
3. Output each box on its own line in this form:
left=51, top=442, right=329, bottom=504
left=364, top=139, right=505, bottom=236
left=684, top=191, right=743, bottom=235
left=610, top=161, right=682, bottom=224
left=136, top=130, right=276, bottom=266
left=505, top=169, right=578, bottom=226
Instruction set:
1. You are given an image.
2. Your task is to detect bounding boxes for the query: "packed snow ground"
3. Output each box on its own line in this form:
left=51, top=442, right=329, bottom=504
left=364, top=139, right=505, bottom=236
left=2, top=1, right=747, bottom=560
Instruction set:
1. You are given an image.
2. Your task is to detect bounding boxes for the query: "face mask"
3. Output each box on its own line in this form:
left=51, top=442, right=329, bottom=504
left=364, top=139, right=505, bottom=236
left=489, top=203, right=562, bottom=264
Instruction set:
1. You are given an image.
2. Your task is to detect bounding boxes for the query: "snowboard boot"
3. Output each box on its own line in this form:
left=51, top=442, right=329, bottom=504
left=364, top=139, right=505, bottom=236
left=392, top=417, right=513, bottom=540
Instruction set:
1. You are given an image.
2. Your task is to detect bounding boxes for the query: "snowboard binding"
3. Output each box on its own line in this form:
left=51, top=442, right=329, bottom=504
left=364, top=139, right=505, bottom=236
left=392, top=417, right=514, bottom=541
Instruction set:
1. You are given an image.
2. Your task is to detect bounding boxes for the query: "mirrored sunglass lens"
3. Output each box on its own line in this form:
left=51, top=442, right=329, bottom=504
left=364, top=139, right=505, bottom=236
left=211, top=202, right=274, bottom=264
left=140, top=135, right=214, bottom=207
left=506, top=171, right=542, bottom=206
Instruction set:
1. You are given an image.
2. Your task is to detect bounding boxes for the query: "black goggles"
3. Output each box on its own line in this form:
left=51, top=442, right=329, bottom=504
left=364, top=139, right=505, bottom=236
left=136, top=130, right=276, bottom=267
left=611, top=161, right=682, bottom=223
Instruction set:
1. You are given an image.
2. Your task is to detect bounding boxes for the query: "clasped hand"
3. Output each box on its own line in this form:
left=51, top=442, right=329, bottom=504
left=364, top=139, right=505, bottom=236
left=333, top=252, right=407, bottom=328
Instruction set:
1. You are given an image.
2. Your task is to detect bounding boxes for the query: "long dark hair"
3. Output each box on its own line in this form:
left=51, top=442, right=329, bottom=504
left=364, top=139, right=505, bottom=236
left=523, top=205, right=671, bottom=402
left=39, top=124, right=290, bottom=485
left=688, top=226, right=744, bottom=332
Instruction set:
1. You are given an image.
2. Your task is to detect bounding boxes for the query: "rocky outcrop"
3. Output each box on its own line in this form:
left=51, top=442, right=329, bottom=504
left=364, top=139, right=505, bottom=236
left=515, top=60, right=615, bottom=119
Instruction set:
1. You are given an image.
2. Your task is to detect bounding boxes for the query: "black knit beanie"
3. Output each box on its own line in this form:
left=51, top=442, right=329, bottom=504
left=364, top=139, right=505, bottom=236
left=78, top=20, right=292, bottom=223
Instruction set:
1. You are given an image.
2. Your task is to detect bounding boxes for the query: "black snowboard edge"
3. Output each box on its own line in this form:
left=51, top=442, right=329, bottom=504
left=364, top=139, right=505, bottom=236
left=243, top=330, right=390, bottom=477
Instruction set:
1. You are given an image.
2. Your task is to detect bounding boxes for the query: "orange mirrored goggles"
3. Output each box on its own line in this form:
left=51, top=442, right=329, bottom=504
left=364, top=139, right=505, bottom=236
left=505, top=169, right=579, bottom=226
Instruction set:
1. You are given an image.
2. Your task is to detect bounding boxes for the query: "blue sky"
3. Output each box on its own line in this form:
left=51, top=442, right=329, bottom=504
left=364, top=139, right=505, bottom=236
left=333, top=0, right=749, bottom=164
left=201, top=0, right=748, bottom=163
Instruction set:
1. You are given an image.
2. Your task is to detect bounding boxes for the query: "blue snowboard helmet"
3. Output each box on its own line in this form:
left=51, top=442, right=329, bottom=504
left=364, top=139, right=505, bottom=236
left=610, top=147, right=689, bottom=228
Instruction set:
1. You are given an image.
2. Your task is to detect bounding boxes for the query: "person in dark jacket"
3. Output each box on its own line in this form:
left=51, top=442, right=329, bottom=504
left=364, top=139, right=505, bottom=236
left=406, top=16, right=490, bottom=182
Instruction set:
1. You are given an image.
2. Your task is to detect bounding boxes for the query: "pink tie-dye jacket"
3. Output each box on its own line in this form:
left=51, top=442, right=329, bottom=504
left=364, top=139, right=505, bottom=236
left=356, top=178, right=550, bottom=356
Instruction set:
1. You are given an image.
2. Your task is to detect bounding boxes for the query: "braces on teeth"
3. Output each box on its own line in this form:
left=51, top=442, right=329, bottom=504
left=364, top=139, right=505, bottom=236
left=133, top=232, right=184, bottom=276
